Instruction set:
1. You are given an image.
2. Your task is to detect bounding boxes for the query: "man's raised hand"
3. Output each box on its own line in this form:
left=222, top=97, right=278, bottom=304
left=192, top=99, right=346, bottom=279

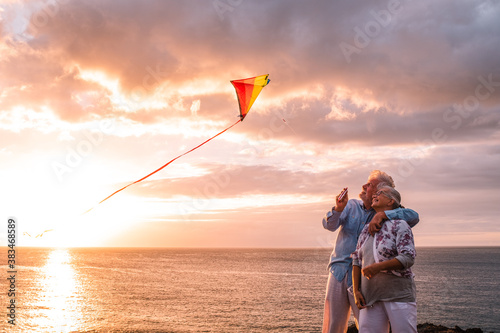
left=334, top=187, right=348, bottom=212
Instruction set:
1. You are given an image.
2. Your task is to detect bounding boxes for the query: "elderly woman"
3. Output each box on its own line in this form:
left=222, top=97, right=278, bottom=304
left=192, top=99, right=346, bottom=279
left=351, top=186, right=417, bottom=333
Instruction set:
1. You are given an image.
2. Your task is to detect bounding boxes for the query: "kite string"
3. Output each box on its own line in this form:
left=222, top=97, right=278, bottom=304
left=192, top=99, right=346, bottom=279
left=84, top=118, right=242, bottom=214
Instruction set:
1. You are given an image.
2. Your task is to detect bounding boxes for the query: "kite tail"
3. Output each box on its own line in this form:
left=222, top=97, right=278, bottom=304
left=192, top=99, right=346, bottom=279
left=83, top=119, right=242, bottom=214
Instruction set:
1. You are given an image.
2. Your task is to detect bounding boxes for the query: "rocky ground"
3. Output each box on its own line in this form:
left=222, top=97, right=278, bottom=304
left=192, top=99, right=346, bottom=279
left=346, top=322, right=491, bottom=332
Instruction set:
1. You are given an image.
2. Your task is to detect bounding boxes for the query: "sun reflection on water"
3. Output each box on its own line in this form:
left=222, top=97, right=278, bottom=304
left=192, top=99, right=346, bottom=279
left=33, top=248, right=82, bottom=332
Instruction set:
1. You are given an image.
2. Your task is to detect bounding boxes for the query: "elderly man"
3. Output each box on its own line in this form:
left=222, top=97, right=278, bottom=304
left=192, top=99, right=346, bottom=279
left=321, top=170, right=419, bottom=333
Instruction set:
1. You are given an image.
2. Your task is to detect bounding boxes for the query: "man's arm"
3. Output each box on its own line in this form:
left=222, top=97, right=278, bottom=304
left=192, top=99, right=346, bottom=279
left=368, top=207, right=419, bottom=235
left=322, top=190, right=349, bottom=231
left=386, top=207, right=419, bottom=227
left=322, top=209, right=342, bottom=231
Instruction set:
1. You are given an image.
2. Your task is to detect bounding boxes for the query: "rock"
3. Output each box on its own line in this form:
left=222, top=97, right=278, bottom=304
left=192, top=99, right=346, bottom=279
left=417, top=323, right=484, bottom=333
left=346, top=324, right=358, bottom=333
left=345, top=322, right=485, bottom=333
left=418, top=322, right=463, bottom=332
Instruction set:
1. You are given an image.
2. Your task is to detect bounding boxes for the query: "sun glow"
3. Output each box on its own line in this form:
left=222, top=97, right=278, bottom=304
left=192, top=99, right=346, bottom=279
left=0, top=106, right=64, bottom=133
left=33, top=249, right=82, bottom=332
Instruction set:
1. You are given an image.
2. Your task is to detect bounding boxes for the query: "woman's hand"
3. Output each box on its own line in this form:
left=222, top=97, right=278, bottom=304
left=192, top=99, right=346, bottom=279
left=354, top=289, right=366, bottom=309
left=363, top=259, right=404, bottom=279
left=362, top=263, right=382, bottom=279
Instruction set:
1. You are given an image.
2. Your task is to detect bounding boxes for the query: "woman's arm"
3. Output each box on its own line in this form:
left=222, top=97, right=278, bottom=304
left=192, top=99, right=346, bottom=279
left=352, top=265, right=366, bottom=309
left=361, top=258, right=404, bottom=279
left=395, top=221, right=416, bottom=268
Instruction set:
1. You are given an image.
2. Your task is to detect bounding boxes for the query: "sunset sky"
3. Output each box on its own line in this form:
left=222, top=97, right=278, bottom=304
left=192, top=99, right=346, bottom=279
left=1, top=0, right=499, bottom=248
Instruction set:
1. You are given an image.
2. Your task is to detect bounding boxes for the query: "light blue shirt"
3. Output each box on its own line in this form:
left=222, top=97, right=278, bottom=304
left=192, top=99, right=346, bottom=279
left=322, top=199, right=419, bottom=287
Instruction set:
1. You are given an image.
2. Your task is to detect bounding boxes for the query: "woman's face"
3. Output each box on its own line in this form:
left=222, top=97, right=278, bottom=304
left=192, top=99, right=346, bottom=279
left=371, top=189, right=392, bottom=209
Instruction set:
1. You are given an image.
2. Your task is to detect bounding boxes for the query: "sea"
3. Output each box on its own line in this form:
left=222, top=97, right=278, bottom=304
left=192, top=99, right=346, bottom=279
left=1, top=247, right=499, bottom=333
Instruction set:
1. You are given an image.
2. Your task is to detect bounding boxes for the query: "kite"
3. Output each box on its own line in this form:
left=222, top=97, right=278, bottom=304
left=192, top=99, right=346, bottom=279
left=84, top=74, right=270, bottom=213
left=230, top=74, right=270, bottom=121
left=23, top=229, right=54, bottom=238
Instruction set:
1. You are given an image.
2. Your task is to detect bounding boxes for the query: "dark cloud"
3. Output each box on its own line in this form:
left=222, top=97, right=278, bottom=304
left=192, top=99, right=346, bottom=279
left=392, top=143, right=500, bottom=191
left=1, top=1, right=499, bottom=248
left=236, top=95, right=500, bottom=148
left=1, top=0, right=499, bottom=130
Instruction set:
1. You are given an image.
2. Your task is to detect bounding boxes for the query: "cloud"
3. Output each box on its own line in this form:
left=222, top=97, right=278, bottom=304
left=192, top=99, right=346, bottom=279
left=1, top=0, right=499, bottom=127
left=1, top=0, right=499, bottom=247
left=127, top=164, right=333, bottom=199
left=109, top=136, right=500, bottom=205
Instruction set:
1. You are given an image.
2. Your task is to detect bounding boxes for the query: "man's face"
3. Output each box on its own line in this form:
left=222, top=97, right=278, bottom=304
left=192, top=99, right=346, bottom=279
left=359, top=177, right=379, bottom=207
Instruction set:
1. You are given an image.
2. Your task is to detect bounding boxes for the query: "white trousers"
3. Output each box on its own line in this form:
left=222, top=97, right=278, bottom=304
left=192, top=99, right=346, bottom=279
left=322, top=272, right=359, bottom=333
left=359, top=301, right=417, bottom=333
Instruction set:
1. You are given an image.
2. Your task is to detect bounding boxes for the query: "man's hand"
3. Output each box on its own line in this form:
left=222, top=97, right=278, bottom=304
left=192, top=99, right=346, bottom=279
left=362, top=263, right=382, bottom=280
left=333, top=189, right=349, bottom=212
left=368, top=211, right=387, bottom=235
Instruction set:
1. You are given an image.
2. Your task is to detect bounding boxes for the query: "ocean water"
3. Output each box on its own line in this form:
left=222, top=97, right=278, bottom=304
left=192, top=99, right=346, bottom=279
left=1, top=247, right=499, bottom=333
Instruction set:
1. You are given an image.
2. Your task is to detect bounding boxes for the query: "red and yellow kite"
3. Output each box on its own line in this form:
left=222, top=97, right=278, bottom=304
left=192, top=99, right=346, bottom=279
left=231, top=74, right=270, bottom=121
left=85, top=74, right=270, bottom=213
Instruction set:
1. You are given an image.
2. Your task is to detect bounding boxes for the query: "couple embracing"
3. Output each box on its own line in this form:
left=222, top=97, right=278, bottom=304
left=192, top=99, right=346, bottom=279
left=322, top=170, right=419, bottom=333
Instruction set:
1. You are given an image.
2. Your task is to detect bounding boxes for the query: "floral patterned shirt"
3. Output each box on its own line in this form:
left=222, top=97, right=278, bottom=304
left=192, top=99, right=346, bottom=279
left=323, top=199, right=419, bottom=286
left=352, top=219, right=416, bottom=278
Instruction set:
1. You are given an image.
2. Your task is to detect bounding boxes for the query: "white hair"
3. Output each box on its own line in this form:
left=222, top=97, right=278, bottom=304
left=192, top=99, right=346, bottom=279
left=370, top=170, right=395, bottom=188
left=378, top=185, right=401, bottom=209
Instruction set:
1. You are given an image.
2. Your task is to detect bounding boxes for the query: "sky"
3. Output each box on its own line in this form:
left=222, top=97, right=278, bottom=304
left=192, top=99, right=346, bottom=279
left=0, top=0, right=499, bottom=248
